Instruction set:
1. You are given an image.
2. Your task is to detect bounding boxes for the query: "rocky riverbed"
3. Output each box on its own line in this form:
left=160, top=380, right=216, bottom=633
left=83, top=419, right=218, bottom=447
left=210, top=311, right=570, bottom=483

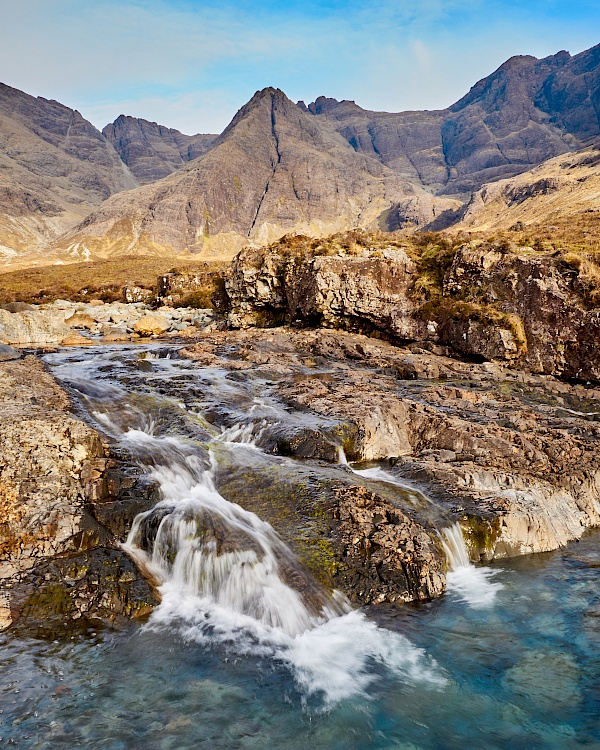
left=1, top=320, right=599, bottom=634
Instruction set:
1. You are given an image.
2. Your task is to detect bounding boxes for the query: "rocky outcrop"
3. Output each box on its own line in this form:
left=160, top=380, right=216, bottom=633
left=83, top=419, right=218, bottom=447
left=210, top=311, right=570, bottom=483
left=183, top=328, right=600, bottom=561
left=0, top=356, right=158, bottom=631
left=224, top=236, right=600, bottom=380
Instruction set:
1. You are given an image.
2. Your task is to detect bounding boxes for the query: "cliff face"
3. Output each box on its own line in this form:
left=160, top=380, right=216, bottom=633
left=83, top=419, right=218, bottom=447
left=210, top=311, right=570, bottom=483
left=102, top=115, right=217, bottom=183
left=0, top=83, right=138, bottom=259
left=223, top=235, right=600, bottom=381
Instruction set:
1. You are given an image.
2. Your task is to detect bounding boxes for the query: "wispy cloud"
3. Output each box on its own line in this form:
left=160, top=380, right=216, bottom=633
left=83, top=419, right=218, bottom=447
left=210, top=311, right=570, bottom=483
left=1, top=0, right=598, bottom=133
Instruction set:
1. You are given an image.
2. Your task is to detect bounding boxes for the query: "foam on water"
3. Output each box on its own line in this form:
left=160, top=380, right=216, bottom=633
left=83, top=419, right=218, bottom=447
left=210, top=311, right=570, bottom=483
left=441, top=523, right=503, bottom=609
left=119, top=429, right=446, bottom=706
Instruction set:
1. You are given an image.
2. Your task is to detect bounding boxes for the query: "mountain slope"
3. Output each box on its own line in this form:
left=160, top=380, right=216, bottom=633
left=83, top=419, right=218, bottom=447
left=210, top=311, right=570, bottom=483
left=456, top=145, right=600, bottom=234
left=308, top=44, right=600, bottom=197
left=57, top=88, right=457, bottom=260
left=102, top=115, right=217, bottom=184
left=0, top=82, right=138, bottom=260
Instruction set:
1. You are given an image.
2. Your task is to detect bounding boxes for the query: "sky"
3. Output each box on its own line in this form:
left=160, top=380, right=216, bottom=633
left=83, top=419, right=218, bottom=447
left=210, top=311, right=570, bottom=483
left=1, top=0, right=599, bottom=135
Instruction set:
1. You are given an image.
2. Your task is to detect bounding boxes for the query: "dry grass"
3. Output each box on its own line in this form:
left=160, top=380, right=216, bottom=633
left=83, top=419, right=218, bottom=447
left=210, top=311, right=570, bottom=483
left=0, top=256, right=226, bottom=305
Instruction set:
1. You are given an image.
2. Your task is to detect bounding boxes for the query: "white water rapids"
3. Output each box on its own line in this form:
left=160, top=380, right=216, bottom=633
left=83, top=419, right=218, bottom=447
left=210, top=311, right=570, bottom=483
left=109, top=419, right=447, bottom=706
left=441, top=523, right=503, bottom=609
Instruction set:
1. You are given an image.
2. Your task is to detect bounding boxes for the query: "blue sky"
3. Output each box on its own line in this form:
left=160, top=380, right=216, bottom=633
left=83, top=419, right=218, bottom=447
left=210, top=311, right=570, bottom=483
left=1, top=0, right=599, bottom=134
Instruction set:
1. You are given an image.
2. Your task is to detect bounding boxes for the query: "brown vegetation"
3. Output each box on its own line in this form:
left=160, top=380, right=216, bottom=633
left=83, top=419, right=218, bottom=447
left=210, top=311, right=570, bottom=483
left=0, top=256, right=226, bottom=305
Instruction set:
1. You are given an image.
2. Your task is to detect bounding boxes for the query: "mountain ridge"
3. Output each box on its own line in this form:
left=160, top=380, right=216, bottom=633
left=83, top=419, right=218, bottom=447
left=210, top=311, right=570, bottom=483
left=1, top=41, right=599, bottom=266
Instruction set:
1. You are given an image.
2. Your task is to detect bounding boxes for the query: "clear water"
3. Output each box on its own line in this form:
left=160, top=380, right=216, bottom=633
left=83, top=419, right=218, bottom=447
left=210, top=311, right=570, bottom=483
left=2, top=344, right=599, bottom=748
left=2, top=534, right=600, bottom=749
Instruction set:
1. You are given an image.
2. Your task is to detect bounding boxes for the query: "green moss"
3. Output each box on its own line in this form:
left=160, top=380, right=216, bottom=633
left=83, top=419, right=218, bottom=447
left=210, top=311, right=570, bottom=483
left=300, top=538, right=340, bottom=587
left=24, top=584, right=74, bottom=617
left=461, top=515, right=501, bottom=559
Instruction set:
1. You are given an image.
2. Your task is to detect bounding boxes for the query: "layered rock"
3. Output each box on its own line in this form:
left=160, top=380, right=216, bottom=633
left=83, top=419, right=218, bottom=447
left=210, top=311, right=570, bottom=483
left=224, top=236, right=600, bottom=380
left=183, top=328, right=600, bottom=561
left=0, top=356, right=158, bottom=631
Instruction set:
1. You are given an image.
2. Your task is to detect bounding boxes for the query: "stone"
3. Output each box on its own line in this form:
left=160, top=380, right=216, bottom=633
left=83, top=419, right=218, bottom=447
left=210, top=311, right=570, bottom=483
left=0, top=302, right=35, bottom=312
left=183, top=328, right=600, bottom=561
left=0, top=308, right=72, bottom=345
left=0, top=356, right=158, bottom=631
left=65, top=312, right=97, bottom=329
left=0, top=344, right=21, bottom=361
left=133, top=314, right=171, bottom=336
left=60, top=332, right=94, bottom=346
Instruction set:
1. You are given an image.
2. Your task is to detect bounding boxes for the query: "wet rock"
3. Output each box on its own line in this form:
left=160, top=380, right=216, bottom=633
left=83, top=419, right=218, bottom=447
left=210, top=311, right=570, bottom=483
left=183, top=328, right=600, bottom=561
left=331, top=485, right=444, bottom=603
left=7, top=548, right=158, bottom=636
left=0, top=356, right=158, bottom=632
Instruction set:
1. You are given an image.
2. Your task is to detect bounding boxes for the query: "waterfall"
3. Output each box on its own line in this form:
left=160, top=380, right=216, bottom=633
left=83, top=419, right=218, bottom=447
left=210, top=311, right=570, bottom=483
left=116, top=426, right=447, bottom=703
left=122, top=432, right=339, bottom=636
left=440, top=523, right=503, bottom=609
left=48, top=346, right=448, bottom=706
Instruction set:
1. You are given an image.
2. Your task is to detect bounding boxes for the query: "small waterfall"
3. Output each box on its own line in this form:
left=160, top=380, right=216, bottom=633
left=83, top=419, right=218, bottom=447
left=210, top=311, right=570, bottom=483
left=339, top=447, right=432, bottom=504
left=123, top=433, right=339, bottom=636
left=441, top=523, right=503, bottom=609
left=46, top=346, right=448, bottom=706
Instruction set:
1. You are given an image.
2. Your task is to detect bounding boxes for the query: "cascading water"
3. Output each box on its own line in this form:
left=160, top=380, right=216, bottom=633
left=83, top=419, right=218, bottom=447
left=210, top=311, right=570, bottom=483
left=46, top=345, right=447, bottom=706
left=441, top=523, right=503, bottom=608
left=338, top=448, right=504, bottom=609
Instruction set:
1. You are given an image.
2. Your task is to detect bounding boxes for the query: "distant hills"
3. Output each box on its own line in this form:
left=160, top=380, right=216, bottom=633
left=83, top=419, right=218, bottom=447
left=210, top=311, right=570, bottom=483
left=0, top=42, right=599, bottom=266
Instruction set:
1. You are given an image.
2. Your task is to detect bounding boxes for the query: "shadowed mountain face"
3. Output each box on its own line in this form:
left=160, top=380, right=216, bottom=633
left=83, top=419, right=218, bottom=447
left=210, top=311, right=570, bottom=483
left=61, top=88, right=458, bottom=259
left=0, top=83, right=138, bottom=259
left=308, top=44, right=600, bottom=197
left=102, top=116, right=217, bottom=184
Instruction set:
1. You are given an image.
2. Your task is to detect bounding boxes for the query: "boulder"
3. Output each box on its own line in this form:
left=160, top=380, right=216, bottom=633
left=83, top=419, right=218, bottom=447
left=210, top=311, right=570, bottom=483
left=65, top=312, right=97, bottom=329
left=0, top=309, right=71, bottom=345
left=133, top=314, right=170, bottom=336
left=0, top=356, right=158, bottom=631
left=0, top=344, right=21, bottom=361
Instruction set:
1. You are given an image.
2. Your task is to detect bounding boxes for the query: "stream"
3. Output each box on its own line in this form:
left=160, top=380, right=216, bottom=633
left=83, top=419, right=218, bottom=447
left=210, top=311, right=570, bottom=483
left=1, top=343, right=599, bottom=748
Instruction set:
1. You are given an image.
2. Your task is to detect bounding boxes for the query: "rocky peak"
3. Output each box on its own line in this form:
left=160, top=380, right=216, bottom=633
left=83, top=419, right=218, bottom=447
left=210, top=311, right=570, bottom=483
left=102, top=115, right=217, bottom=184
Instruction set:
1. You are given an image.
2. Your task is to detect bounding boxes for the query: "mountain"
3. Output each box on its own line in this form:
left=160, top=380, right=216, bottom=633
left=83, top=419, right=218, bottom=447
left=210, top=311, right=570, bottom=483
left=56, top=88, right=458, bottom=260
left=308, top=44, right=600, bottom=197
left=0, top=82, right=138, bottom=261
left=102, top=116, right=217, bottom=184
left=1, top=41, right=600, bottom=266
